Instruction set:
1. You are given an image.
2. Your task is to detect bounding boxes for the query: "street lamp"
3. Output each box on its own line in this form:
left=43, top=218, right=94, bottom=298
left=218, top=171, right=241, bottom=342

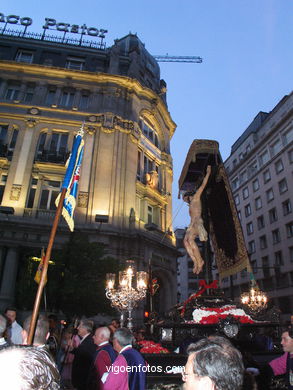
left=105, top=261, right=148, bottom=330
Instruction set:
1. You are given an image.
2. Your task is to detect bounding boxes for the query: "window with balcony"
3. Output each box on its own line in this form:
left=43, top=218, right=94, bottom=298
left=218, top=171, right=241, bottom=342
left=79, top=92, right=90, bottom=110
left=239, top=170, right=247, bottom=183
left=251, top=260, right=258, bottom=274
left=147, top=205, right=154, bottom=224
left=246, top=222, right=253, bottom=235
left=275, top=159, right=284, bottom=174
left=243, top=187, right=249, bottom=200
left=255, top=197, right=262, bottom=210
left=24, top=85, right=35, bottom=103
left=248, top=161, right=258, bottom=177
left=46, top=87, right=56, bottom=105
left=0, top=125, right=8, bottom=152
left=0, top=174, right=7, bottom=204
left=269, top=207, right=278, bottom=223
left=248, top=240, right=255, bottom=254
left=5, top=84, right=20, bottom=101
left=232, top=177, right=239, bottom=190
left=259, top=150, right=269, bottom=166
left=260, top=235, right=267, bottom=249
left=272, top=229, right=281, bottom=244
left=266, top=188, right=274, bottom=203
left=283, top=127, right=293, bottom=146
left=244, top=204, right=251, bottom=217
left=274, top=250, right=283, bottom=266
left=263, top=169, right=271, bottom=183
left=278, top=178, right=288, bottom=194
left=60, top=90, right=75, bottom=107
left=262, top=256, right=270, bottom=278
left=35, top=131, right=68, bottom=163
left=26, top=178, right=61, bottom=211
left=283, top=199, right=292, bottom=216
left=140, top=119, right=160, bottom=148
left=270, top=139, right=282, bottom=157
left=15, top=50, right=34, bottom=63
left=65, top=57, right=85, bottom=70
left=252, top=178, right=259, bottom=192
left=257, top=215, right=265, bottom=230
left=0, top=125, right=18, bottom=159
left=286, top=222, right=293, bottom=238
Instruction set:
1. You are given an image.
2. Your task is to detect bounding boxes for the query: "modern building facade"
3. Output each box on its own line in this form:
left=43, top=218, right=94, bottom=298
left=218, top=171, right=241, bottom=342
left=223, top=93, right=293, bottom=319
left=0, top=26, right=178, bottom=313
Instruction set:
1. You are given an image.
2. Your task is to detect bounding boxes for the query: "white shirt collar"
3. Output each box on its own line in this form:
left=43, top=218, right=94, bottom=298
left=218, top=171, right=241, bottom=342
left=98, top=341, right=109, bottom=347
left=80, top=333, right=90, bottom=343
left=120, top=344, right=132, bottom=353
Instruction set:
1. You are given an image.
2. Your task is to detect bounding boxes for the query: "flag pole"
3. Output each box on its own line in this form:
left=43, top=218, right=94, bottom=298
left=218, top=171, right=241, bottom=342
left=27, top=187, right=66, bottom=345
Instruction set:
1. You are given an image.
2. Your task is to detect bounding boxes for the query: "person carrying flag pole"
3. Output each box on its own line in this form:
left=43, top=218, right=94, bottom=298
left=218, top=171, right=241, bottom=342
left=27, top=124, right=84, bottom=345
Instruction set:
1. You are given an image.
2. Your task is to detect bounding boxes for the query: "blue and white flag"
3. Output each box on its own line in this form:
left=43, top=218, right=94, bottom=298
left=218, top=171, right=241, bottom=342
left=56, top=128, right=84, bottom=231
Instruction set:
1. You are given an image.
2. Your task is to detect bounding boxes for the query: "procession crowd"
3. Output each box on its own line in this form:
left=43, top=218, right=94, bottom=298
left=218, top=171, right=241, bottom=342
left=0, top=307, right=292, bottom=390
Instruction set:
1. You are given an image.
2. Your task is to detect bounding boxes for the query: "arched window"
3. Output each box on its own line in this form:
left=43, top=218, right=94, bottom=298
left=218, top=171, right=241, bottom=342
left=139, top=119, right=160, bottom=148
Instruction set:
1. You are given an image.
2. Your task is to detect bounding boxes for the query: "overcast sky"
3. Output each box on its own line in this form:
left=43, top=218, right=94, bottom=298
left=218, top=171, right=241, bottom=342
left=2, top=1, right=292, bottom=228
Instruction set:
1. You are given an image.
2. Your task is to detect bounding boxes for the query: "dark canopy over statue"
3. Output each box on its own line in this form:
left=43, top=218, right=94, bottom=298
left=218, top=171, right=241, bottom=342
left=178, top=139, right=249, bottom=278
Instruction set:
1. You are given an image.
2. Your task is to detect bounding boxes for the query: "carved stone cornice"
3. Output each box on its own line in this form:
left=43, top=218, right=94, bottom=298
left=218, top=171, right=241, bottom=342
left=78, top=192, right=88, bottom=208
left=25, top=117, right=39, bottom=128
left=10, top=184, right=22, bottom=201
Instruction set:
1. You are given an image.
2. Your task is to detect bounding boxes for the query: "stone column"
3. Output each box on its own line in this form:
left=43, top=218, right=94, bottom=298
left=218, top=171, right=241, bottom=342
left=0, top=247, right=19, bottom=308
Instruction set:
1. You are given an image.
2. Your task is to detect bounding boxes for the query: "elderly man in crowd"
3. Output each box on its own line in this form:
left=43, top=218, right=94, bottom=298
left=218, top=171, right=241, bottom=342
left=0, top=345, right=60, bottom=390
left=70, top=319, right=96, bottom=390
left=182, top=338, right=244, bottom=390
left=5, top=307, right=23, bottom=344
left=104, top=327, right=146, bottom=390
left=88, top=326, right=117, bottom=389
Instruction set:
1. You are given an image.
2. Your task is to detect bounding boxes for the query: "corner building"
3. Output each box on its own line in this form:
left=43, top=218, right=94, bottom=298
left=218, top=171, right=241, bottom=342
left=0, top=30, right=178, bottom=312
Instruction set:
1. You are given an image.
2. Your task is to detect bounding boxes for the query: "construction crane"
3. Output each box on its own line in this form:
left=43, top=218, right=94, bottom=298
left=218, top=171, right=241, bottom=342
left=153, top=55, right=203, bottom=63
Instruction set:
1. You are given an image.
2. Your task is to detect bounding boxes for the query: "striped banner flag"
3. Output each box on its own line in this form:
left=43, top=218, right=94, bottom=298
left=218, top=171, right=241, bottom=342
left=55, top=127, right=84, bottom=231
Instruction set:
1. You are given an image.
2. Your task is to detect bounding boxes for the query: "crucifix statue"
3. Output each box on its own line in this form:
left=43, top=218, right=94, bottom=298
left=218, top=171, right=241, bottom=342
left=183, top=165, right=211, bottom=274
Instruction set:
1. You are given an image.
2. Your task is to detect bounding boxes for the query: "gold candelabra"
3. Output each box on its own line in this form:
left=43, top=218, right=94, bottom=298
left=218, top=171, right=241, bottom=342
left=105, top=260, right=148, bottom=329
left=240, top=278, right=268, bottom=314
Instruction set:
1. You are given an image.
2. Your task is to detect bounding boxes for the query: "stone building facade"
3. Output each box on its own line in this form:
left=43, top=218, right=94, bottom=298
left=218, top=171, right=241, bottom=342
left=0, top=30, right=178, bottom=313
left=223, top=93, right=293, bottom=319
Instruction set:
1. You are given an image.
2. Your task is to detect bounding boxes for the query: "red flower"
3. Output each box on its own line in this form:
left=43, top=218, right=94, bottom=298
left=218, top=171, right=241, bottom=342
left=138, top=340, right=170, bottom=354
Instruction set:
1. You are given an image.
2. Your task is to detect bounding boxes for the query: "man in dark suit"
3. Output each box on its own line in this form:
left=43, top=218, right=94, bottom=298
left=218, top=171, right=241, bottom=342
left=70, top=319, right=96, bottom=390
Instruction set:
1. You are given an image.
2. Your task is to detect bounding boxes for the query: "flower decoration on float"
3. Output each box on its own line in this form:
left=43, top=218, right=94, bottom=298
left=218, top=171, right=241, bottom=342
left=137, top=340, right=169, bottom=354
left=189, top=305, right=255, bottom=325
